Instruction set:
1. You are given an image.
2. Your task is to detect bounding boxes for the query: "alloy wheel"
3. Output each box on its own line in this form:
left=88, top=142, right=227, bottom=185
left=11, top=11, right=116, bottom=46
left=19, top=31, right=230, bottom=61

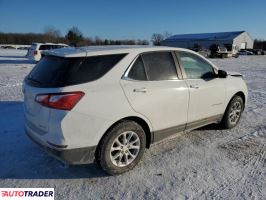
left=110, top=131, right=140, bottom=167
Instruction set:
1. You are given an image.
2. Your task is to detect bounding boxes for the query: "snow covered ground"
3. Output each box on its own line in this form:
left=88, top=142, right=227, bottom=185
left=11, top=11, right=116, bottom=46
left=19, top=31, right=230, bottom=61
left=0, top=49, right=265, bottom=199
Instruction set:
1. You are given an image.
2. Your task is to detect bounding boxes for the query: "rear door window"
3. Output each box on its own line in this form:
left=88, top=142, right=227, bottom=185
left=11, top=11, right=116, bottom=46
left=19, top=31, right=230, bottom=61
left=26, top=54, right=126, bottom=87
left=141, top=52, right=178, bottom=81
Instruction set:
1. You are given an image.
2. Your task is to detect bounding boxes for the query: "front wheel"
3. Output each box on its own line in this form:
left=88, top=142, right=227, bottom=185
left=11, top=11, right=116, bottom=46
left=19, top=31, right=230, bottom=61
left=96, top=121, right=146, bottom=175
left=221, top=95, right=244, bottom=129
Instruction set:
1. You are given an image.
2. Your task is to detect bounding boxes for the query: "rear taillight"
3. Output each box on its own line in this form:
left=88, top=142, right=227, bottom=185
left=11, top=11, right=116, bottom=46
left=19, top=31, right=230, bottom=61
left=35, top=92, right=84, bottom=110
left=34, top=50, right=38, bottom=55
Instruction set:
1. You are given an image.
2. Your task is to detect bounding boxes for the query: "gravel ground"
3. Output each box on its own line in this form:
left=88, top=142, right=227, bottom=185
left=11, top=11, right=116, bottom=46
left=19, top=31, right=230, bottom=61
left=0, top=49, right=265, bottom=200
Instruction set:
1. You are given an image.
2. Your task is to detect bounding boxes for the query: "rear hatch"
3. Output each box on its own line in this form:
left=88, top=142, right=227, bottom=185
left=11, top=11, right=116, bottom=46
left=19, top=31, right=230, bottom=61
left=24, top=84, right=51, bottom=133
left=24, top=54, right=127, bottom=134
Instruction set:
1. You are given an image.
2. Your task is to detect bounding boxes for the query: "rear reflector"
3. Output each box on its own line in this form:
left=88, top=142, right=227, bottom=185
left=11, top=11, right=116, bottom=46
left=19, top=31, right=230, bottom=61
left=35, top=92, right=84, bottom=110
left=34, top=50, right=38, bottom=55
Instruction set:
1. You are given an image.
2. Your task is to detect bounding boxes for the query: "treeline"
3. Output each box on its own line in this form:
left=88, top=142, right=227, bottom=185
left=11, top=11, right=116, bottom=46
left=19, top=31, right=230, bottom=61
left=1, top=26, right=265, bottom=49
left=0, top=26, right=149, bottom=46
left=254, top=39, right=266, bottom=50
left=0, top=32, right=66, bottom=45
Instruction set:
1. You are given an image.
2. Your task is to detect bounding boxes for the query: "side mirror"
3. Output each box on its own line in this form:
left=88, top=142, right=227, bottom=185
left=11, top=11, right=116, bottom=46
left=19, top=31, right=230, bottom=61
left=218, top=70, right=227, bottom=78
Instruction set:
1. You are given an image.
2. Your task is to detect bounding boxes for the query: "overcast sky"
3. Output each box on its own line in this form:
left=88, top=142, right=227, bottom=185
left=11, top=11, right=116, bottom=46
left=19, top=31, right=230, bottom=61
left=0, top=0, right=265, bottom=40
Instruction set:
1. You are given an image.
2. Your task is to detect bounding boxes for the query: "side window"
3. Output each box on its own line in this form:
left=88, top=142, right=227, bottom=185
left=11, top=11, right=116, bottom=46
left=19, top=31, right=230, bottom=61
left=39, top=45, right=46, bottom=50
left=39, top=45, right=51, bottom=50
left=141, top=52, right=178, bottom=81
left=52, top=45, right=63, bottom=49
left=128, top=57, right=147, bottom=81
left=178, top=52, right=215, bottom=79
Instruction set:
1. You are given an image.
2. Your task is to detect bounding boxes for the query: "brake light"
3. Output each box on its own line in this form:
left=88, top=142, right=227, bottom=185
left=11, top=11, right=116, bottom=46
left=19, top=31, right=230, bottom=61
left=35, top=92, right=84, bottom=110
left=34, top=50, right=38, bottom=55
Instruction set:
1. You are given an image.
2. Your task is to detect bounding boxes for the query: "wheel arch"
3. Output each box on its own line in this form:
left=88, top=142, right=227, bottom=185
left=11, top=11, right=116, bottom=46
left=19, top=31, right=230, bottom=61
left=220, top=91, right=246, bottom=129
left=222, top=91, right=246, bottom=119
left=233, top=91, right=246, bottom=109
left=97, top=116, right=153, bottom=150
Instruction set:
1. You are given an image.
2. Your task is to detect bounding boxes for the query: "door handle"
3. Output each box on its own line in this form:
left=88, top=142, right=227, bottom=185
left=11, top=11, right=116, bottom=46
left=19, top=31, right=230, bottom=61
left=133, top=88, right=147, bottom=93
left=190, top=84, right=199, bottom=89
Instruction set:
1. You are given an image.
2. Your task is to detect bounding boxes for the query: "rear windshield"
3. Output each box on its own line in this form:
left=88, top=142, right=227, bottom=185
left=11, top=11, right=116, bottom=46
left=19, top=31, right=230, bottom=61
left=26, top=54, right=126, bottom=87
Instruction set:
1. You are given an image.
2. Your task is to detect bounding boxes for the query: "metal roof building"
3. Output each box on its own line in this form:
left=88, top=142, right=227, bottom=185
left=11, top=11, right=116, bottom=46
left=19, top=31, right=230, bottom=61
left=161, top=31, right=253, bottom=50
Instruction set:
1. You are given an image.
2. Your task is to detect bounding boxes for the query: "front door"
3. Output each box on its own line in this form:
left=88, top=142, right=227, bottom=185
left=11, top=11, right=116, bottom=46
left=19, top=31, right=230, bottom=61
left=176, top=51, right=226, bottom=127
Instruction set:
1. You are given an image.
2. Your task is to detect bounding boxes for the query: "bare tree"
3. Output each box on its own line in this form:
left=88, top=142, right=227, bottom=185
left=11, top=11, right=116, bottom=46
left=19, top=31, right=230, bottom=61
left=163, top=32, right=172, bottom=39
left=95, top=36, right=103, bottom=45
left=44, top=26, right=61, bottom=38
left=151, top=32, right=172, bottom=46
left=151, top=33, right=164, bottom=46
left=43, top=26, right=62, bottom=42
left=65, top=26, right=83, bottom=46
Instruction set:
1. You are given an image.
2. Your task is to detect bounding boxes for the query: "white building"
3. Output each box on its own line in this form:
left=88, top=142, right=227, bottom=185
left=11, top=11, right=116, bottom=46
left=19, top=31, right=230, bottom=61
left=161, top=31, right=253, bottom=51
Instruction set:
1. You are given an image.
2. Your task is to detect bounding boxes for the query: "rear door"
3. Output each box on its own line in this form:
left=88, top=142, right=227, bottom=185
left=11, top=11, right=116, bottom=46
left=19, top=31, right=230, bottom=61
left=121, top=51, right=189, bottom=141
left=176, top=51, right=226, bottom=127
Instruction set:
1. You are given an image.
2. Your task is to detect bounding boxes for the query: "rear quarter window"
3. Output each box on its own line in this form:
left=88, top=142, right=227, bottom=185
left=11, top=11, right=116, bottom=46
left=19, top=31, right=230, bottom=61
left=26, top=54, right=127, bottom=87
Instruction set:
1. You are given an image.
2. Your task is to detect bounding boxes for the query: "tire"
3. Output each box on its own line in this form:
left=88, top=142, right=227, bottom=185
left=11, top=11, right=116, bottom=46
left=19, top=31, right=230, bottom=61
left=96, top=120, right=146, bottom=175
left=221, top=95, right=244, bottom=129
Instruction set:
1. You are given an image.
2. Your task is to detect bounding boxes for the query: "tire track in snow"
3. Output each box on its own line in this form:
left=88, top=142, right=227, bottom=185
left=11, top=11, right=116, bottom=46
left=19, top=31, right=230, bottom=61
left=234, top=144, right=266, bottom=199
left=203, top=144, right=266, bottom=199
left=0, top=83, right=22, bottom=88
left=211, top=127, right=266, bottom=198
left=192, top=128, right=266, bottom=199
left=250, top=89, right=266, bottom=95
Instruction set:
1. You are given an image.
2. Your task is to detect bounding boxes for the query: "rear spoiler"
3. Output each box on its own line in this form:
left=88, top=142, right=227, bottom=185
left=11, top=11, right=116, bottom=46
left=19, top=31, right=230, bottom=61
left=40, top=47, right=87, bottom=58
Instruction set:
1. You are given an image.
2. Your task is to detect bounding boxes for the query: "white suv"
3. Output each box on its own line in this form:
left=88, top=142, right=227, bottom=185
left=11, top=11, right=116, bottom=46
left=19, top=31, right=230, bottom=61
left=27, top=43, right=68, bottom=61
left=23, top=46, right=248, bottom=175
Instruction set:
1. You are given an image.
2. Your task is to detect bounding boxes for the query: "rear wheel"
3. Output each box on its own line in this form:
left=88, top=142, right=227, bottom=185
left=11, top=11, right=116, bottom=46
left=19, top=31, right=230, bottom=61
left=221, top=95, right=244, bottom=129
left=96, top=120, right=146, bottom=175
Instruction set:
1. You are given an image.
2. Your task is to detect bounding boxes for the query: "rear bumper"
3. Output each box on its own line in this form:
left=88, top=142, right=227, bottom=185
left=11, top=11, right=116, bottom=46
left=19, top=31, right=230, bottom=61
left=25, top=129, right=96, bottom=165
left=26, top=54, right=39, bottom=61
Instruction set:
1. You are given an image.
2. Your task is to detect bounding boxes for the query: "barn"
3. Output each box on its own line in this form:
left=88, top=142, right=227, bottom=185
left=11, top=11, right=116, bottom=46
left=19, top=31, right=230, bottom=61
left=161, top=31, right=253, bottom=51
